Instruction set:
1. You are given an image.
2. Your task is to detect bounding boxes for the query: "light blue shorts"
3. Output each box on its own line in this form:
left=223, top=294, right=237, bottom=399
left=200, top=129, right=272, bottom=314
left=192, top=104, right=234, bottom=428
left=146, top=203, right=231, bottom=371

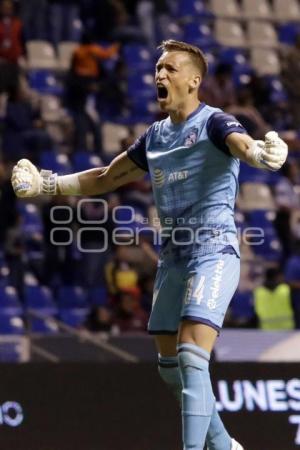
left=148, top=251, right=240, bottom=334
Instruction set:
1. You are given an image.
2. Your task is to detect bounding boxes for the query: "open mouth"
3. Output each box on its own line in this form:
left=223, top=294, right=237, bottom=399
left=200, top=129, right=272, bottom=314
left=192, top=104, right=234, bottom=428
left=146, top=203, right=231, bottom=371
left=157, top=85, right=168, bottom=100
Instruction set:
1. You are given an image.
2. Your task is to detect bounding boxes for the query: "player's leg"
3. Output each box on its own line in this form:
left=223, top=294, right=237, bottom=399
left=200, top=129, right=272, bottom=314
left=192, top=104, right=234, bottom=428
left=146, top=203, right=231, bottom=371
left=155, top=332, right=236, bottom=450
left=178, top=322, right=231, bottom=450
left=178, top=252, right=241, bottom=450
left=155, top=334, right=182, bottom=403
left=148, top=261, right=185, bottom=403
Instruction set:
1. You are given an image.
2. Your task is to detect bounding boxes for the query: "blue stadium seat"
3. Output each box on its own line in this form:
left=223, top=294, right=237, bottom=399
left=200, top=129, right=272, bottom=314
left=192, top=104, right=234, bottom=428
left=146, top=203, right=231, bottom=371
left=68, top=16, right=82, bottom=42
left=218, top=47, right=252, bottom=80
left=24, top=285, right=56, bottom=309
left=230, top=290, right=255, bottom=321
left=127, top=72, right=155, bottom=98
left=232, top=68, right=254, bottom=88
left=17, top=202, right=43, bottom=236
left=0, top=316, right=25, bottom=335
left=0, top=263, right=10, bottom=287
left=247, top=210, right=282, bottom=261
left=29, top=316, right=59, bottom=334
left=263, top=75, right=288, bottom=104
left=247, top=210, right=276, bottom=229
left=72, top=152, right=102, bottom=172
left=123, top=45, right=154, bottom=72
left=0, top=286, right=23, bottom=317
left=183, top=22, right=217, bottom=50
left=175, top=0, right=214, bottom=19
left=235, top=210, right=248, bottom=234
left=239, top=161, right=270, bottom=184
left=129, top=98, right=156, bottom=122
left=278, top=22, right=300, bottom=45
left=218, top=47, right=248, bottom=66
left=56, top=286, right=87, bottom=308
left=39, top=151, right=72, bottom=175
left=89, top=286, right=109, bottom=307
left=28, top=70, right=63, bottom=95
left=58, top=307, right=89, bottom=328
left=162, top=21, right=184, bottom=42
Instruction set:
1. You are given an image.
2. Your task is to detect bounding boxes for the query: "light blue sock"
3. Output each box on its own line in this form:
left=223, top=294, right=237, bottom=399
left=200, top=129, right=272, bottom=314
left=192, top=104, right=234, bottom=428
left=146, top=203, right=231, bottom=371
left=158, top=354, right=182, bottom=404
left=206, top=404, right=231, bottom=450
left=158, top=352, right=231, bottom=450
left=178, top=343, right=215, bottom=450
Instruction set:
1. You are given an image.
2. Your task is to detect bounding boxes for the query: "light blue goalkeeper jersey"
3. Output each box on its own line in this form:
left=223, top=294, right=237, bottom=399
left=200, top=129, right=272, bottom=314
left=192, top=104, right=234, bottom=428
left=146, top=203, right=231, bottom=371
left=127, top=103, right=247, bottom=259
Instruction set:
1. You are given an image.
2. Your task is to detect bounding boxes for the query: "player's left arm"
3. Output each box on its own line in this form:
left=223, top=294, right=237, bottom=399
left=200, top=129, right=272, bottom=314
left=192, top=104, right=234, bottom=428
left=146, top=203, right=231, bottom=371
left=226, top=130, right=288, bottom=171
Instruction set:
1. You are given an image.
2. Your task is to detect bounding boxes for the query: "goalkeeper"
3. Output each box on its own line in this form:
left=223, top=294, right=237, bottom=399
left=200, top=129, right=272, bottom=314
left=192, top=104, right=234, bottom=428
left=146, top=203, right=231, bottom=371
left=11, top=40, right=288, bottom=450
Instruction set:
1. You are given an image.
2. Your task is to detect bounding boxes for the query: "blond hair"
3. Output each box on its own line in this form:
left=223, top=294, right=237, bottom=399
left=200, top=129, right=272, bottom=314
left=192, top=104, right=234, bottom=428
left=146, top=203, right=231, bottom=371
left=158, top=39, right=208, bottom=78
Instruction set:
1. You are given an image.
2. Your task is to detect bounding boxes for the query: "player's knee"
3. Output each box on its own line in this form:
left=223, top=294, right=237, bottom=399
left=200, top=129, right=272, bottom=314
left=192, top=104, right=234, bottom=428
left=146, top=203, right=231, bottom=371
left=158, top=354, right=179, bottom=384
left=177, top=342, right=210, bottom=373
left=177, top=343, right=214, bottom=416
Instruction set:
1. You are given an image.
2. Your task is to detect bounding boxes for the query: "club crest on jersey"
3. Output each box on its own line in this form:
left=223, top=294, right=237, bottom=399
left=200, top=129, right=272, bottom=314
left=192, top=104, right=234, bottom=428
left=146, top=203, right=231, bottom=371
left=183, top=127, right=198, bottom=147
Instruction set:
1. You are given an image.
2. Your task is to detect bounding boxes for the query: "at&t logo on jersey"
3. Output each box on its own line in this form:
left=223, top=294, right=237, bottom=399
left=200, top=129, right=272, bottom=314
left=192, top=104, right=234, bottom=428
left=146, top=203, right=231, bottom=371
left=153, top=168, right=165, bottom=187
left=153, top=169, right=189, bottom=187
left=168, top=170, right=188, bottom=183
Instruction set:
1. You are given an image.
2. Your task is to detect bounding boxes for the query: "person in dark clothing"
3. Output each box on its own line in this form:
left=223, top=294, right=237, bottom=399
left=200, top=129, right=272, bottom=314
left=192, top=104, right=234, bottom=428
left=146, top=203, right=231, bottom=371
left=285, top=240, right=300, bottom=328
left=65, top=31, right=119, bottom=153
left=2, top=86, right=54, bottom=162
left=41, top=196, right=77, bottom=287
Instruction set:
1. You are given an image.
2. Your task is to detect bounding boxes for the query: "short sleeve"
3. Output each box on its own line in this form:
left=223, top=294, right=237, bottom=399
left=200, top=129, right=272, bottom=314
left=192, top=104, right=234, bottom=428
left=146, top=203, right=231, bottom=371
left=207, top=112, right=247, bottom=155
left=127, top=131, right=149, bottom=172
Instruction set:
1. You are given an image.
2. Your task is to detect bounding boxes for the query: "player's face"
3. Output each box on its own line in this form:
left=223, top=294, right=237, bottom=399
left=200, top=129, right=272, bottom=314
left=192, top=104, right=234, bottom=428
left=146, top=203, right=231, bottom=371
left=155, top=51, right=200, bottom=113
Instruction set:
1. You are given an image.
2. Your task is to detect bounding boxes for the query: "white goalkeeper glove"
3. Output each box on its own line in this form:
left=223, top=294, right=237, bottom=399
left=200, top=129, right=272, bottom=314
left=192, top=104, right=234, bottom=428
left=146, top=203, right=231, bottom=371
left=251, top=131, right=288, bottom=171
left=11, top=159, right=81, bottom=197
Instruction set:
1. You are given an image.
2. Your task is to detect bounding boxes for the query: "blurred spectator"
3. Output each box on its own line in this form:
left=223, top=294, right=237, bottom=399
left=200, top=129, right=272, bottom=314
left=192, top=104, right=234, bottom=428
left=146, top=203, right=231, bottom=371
left=281, top=33, right=300, bottom=129
left=86, top=305, right=113, bottom=332
left=0, top=0, right=23, bottom=96
left=285, top=240, right=300, bottom=329
left=274, top=160, right=300, bottom=257
left=140, top=273, right=155, bottom=313
left=254, top=267, right=295, bottom=330
left=136, top=0, right=171, bottom=50
left=0, top=160, right=17, bottom=246
left=140, top=240, right=158, bottom=265
left=2, top=84, right=54, bottom=162
left=4, top=212, right=25, bottom=297
left=105, top=245, right=140, bottom=297
left=48, top=0, right=81, bottom=49
left=114, top=287, right=148, bottom=333
left=200, top=63, right=236, bottom=109
left=110, top=0, right=146, bottom=45
left=80, top=0, right=118, bottom=41
left=79, top=195, right=115, bottom=288
left=0, top=0, right=23, bottom=64
left=19, top=0, right=47, bottom=41
left=81, top=0, right=145, bottom=44
left=226, top=87, right=270, bottom=140
left=41, top=196, right=77, bottom=287
left=65, top=32, right=119, bottom=153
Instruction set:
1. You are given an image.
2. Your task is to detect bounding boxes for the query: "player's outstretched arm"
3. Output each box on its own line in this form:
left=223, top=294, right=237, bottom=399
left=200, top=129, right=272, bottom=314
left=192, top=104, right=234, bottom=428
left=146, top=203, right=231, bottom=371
left=11, top=152, right=146, bottom=198
left=226, top=131, right=288, bottom=171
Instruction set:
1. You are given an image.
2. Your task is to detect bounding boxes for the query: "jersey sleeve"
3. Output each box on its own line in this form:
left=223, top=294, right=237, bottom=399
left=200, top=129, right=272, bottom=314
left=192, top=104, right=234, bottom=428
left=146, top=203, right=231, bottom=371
left=127, top=131, right=149, bottom=172
left=207, top=112, right=247, bottom=156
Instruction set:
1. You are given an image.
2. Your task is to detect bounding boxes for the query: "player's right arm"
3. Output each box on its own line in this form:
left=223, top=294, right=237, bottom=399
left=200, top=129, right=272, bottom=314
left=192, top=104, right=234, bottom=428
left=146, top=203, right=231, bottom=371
left=11, top=151, right=146, bottom=198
